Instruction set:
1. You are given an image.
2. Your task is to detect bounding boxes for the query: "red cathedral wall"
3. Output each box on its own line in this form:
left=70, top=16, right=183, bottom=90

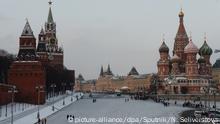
left=8, top=61, right=46, bottom=105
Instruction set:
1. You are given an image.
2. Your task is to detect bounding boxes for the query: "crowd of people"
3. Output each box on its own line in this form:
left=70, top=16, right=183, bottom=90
left=152, top=98, right=171, bottom=107
left=89, top=93, right=216, bottom=110
left=150, top=97, right=217, bottom=110
left=125, top=98, right=129, bottom=102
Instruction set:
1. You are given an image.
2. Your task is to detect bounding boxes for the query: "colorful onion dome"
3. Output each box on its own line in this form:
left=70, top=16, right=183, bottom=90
left=171, top=54, right=181, bottom=63
left=184, top=38, right=198, bottom=53
left=159, top=41, right=169, bottom=53
left=199, top=41, right=213, bottom=56
left=198, top=56, right=206, bottom=63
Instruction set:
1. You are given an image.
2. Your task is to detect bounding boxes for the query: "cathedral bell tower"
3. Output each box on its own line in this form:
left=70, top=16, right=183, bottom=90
left=173, top=9, right=189, bottom=73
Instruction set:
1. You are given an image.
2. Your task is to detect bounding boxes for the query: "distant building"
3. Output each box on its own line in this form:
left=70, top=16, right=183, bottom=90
left=75, top=65, right=152, bottom=93
left=75, top=74, right=96, bottom=93
left=99, top=64, right=114, bottom=77
left=157, top=9, right=214, bottom=94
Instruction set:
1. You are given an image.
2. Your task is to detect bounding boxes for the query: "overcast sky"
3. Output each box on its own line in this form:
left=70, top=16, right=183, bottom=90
left=0, top=0, right=220, bottom=79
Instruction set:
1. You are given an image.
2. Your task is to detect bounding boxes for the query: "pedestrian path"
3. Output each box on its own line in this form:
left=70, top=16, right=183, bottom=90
left=0, top=92, right=69, bottom=122
left=14, top=93, right=83, bottom=124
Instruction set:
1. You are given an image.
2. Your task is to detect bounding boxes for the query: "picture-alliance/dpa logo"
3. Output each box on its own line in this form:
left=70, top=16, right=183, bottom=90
left=67, top=114, right=75, bottom=123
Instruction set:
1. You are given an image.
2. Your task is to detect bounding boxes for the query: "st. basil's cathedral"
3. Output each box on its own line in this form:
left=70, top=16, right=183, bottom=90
left=157, top=9, right=214, bottom=94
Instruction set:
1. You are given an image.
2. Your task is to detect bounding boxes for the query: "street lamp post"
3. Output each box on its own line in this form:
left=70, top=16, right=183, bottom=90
left=35, top=85, right=44, bottom=121
left=14, top=103, right=16, bottom=113
left=70, top=83, right=74, bottom=102
left=62, top=83, right=66, bottom=105
left=21, top=103, right=23, bottom=111
left=0, top=83, right=19, bottom=122
left=50, top=84, right=56, bottom=111
left=0, top=106, right=1, bottom=117
left=5, top=104, right=7, bottom=117
left=8, top=85, right=18, bottom=124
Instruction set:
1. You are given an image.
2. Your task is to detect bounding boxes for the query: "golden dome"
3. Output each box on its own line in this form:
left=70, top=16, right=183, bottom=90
left=179, top=8, right=184, bottom=17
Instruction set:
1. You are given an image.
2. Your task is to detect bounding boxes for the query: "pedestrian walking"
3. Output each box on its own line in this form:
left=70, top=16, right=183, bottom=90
left=213, top=105, right=216, bottom=108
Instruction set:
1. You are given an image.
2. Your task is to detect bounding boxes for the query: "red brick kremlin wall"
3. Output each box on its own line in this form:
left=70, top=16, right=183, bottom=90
left=8, top=61, right=46, bottom=104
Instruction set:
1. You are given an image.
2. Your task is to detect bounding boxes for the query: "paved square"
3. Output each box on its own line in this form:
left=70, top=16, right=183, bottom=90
left=47, top=95, right=189, bottom=124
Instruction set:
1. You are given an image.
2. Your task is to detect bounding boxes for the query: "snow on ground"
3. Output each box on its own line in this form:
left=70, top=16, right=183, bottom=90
left=0, top=92, right=82, bottom=124
left=0, top=103, right=36, bottom=121
left=0, top=93, right=70, bottom=122
left=13, top=93, right=83, bottom=124
left=47, top=95, right=191, bottom=124
left=3, top=93, right=220, bottom=124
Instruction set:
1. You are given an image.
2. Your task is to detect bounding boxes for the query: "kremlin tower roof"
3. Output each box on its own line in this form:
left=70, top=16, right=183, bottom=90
left=21, top=20, right=34, bottom=37
left=47, top=1, right=54, bottom=23
left=39, top=28, right=45, bottom=35
left=159, top=41, right=169, bottom=53
left=184, top=37, right=198, bottom=53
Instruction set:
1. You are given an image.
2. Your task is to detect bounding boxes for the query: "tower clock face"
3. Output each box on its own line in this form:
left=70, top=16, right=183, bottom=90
left=50, top=38, right=55, bottom=45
